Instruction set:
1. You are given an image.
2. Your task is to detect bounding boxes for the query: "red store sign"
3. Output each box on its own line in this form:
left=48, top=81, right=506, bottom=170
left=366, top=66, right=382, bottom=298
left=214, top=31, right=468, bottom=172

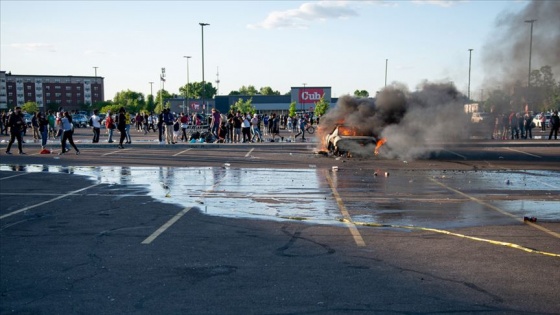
left=299, top=88, right=324, bottom=104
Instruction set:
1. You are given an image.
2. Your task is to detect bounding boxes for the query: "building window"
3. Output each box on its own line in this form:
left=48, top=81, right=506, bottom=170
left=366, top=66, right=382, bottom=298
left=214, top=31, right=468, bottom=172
left=46, top=93, right=51, bottom=97
left=66, top=86, right=71, bottom=91
left=94, top=86, right=98, bottom=91
left=76, top=86, right=81, bottom=91
left=77, top=93, right=81, bottom=97
left=45, top=86, right=50, bottom=90
left=27, top=93, right=32, bottom=97
left=27, top=85, right=32, bottom=90
left=55, top=86, right=61, bottom=90
left=55, top=93, right=61, bottom=97
left=66, top=93, right=72, bottom=97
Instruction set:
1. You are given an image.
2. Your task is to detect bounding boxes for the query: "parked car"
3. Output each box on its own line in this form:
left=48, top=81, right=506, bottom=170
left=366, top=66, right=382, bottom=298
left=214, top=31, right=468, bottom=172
left=23, top=113, right=33, bottom=128
left=325, top=125, right=378, bottom=155
left=532, top=113, right=551, bottom=128
left=471, top=112, right=490, bottom=123
left=72, top=114, right=89, bottom=128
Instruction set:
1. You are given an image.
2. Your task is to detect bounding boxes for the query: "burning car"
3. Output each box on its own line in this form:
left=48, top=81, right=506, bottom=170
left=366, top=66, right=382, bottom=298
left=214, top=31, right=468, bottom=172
left=325, top=125, right=378, bottom=155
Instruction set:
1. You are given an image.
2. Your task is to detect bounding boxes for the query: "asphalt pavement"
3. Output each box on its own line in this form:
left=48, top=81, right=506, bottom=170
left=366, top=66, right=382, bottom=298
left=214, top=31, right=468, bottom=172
left=0, top=126, right=559, bottom=314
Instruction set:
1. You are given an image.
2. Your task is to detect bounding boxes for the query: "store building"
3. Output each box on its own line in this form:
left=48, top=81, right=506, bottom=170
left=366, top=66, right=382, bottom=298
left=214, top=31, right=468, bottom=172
left=165, top=86, right=337, bottom=116
left=0, top=71, right=104, bottom=110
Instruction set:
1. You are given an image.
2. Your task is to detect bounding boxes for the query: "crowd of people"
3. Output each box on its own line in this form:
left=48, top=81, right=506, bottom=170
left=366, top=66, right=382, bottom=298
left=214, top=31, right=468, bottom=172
left=490, top=110, right=560, bottom=140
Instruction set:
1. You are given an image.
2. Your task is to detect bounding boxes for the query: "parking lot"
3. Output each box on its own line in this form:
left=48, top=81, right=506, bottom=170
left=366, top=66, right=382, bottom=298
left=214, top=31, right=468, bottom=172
left=1, top=130, right=559, bottom=314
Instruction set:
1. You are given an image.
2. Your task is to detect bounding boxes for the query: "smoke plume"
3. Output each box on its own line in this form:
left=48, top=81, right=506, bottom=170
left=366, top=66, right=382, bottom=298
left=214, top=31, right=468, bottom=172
left=481, top=1, right=560, bottom=91
left=318, top=82, right=470, bottom=160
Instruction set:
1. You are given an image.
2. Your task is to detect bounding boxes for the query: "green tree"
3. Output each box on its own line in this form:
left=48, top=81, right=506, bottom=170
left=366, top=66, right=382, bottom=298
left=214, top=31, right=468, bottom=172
left=179, top=81, right=217, bottom=99
left=22, top=101, right=39, bottom=114
left=155, top=89, right=172, bottom=112
left=146, top=94, right=155, bottom=113
left=528, top=65, right=558, bottom=111
left=260, top=86, right=280, bottom=95
left=485, top=89, right=511, bottom=113
left=113, top=90, right=145, bottom=114
left=289, top=101, right=297, bottom=118
left=230, top=98, right=256, bottom=114
left=314, top=96, right=329, bottom=117
left=229, top=85, right=258, bottom=96
left=353, top=90, right=369, bottom=98
left=99, top=104, right=122, bottom=115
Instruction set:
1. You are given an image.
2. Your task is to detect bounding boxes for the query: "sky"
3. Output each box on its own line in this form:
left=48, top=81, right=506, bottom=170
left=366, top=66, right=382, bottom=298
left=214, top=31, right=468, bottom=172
left=0, top=0, right=533, bottom=101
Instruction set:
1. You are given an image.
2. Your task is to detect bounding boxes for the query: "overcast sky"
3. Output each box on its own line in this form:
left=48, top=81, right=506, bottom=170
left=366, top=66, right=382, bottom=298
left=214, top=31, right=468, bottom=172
left=1, top=0, right=529, bottom=100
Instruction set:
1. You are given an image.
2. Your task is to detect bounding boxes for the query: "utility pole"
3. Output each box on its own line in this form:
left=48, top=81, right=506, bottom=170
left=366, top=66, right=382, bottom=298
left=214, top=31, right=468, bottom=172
left=468, top=49, right=473, bottom=100
left=384, top=59, right=388, bottom=87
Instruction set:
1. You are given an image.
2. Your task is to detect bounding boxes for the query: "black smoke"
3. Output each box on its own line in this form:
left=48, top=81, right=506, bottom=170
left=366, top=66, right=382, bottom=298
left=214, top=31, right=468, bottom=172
left=481, top=1, right=560, bottom=93
left=318, top=82, right=470, bottom=160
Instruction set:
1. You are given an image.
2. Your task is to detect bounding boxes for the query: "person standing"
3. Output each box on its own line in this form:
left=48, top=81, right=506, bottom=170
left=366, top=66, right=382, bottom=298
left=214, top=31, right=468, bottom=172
left=5, top=106, right=26, bottom=155
left=124, top=110, right=132, bottom=144
left=47, top=110, right=56, bottom=139
left=549, top=110, right=559, bottom=140
left=31, top=111, right=40, bottom=141
left=180, top=112, right=189, bottom=142
left=157, top=111, right=164, bottom=143
left=210, top=108, right=221, bottom=138
left=540, top=113, right=547, bottom=131
left=59, top=111, right=80, bottom=155
left=90, top=109, right=102, bottom=143
left=163, top=108, right=175, bottom=144
left=117, top=107, right=127, bottom=149
left=271, top=113, right=280, bottom=141
left=241, top=114, right=251, bottom=143
left=524, top=113, right=533, bottom=139
left=250, top=114, right=263, bottom=142
left=105, top=111, right=115, bottom=143
left=38, top=112, right=48, bottom=149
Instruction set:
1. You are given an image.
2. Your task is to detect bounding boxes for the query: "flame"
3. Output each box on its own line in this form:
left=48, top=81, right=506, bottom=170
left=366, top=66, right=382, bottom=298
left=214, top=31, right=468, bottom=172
left=374, top=138, right=387, bottom=155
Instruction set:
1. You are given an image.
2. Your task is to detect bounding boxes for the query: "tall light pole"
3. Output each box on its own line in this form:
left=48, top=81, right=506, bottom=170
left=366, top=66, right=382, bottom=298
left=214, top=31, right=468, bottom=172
left=384, top=59, right=388, bottom=87
left=525, top=19, right=536, bottom=87
left=183, top=56, right=191, bottom=114
left=160, top=67, right=166, bottom=109
left=199, top=22, right=210, bottom=114
left=468, top=48, right=473, bottom=101
left=93, top=66, right=98, bottom=77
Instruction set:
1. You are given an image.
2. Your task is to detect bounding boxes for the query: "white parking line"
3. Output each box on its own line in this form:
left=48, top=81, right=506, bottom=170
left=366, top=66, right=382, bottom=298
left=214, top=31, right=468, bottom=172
left=505, top=147, right=541, bottom=158
left=0, top=183, right=101, bottom=220
left=0, top=172, right=31, bottom=181
left=245, top=148, right=254, bottom=157
left=102, top=148, right=131, bottom=156
left=173, top=148, right=192, bottom=157
left=141, top=207, right=192, bottom=244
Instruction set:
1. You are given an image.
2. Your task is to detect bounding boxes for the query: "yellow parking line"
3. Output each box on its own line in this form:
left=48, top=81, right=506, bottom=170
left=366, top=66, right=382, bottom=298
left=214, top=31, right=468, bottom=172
left=324, top=170, right=366, bottom=247
left=429, top=177, right=560, bottom=239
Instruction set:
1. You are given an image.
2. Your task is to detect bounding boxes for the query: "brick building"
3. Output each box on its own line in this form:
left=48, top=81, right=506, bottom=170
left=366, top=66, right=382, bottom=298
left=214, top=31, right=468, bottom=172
left=0, top=71, right=104, bottom=110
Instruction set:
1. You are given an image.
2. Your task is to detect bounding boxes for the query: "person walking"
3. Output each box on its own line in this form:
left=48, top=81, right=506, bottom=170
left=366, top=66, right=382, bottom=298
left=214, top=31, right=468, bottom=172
left=117, top=107, right=127, bottom=149
left=549, top=110, right=559, bottom=140
left=90, top=109, right=102, bottom=143
left=5, top=106, right=26, bottom=155
left=59, top=111, right=80, bottom=155
left=294, top=115, right=308, bottom=142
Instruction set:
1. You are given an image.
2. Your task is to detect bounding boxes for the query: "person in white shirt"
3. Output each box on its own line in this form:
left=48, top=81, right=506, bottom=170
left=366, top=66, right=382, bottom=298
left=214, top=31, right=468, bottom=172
left=60, top=111, right=80, bottom=155
left=90, top=109, right=102, bottom=143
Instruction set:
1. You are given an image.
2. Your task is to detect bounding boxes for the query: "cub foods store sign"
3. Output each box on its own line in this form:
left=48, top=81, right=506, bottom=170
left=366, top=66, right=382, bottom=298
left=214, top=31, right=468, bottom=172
left=292, top=87, right=331, bottom=104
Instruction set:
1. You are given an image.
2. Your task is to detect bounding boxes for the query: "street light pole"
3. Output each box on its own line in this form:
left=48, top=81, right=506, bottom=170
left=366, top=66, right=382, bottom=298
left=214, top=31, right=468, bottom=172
left=468, top=48, right=473, bottom=101
left=199, top=22, right=210, bottom=115
left=93, top=66, right=98, bottom=77
left=183, top=56, right=191, bottom=114
left=384, top=59, right=388, bottom=87
left=525, top=19, right=536, bottom=87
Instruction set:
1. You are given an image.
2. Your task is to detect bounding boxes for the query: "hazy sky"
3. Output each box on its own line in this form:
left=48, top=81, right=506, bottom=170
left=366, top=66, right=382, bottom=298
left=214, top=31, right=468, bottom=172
left=1, top=0, right=529, bottom=100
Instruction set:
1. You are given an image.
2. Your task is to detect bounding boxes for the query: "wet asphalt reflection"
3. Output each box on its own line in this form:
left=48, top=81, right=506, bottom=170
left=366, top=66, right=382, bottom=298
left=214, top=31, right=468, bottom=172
left=1, top=164, right=559, bottom=230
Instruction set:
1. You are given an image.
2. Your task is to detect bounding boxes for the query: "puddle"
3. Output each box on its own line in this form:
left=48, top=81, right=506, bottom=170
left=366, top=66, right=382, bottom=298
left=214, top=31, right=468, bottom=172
left=1, top=165, right=559, bottom=229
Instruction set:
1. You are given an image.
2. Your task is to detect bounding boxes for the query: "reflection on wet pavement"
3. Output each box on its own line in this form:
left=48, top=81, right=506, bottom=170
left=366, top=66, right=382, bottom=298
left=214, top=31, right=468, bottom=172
left=1, top=165, right=559, bottom=229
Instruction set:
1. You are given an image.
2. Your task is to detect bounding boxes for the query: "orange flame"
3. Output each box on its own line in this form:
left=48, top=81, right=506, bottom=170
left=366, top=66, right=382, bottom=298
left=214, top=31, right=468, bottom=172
left=374, top=138, right=387, bottom=155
